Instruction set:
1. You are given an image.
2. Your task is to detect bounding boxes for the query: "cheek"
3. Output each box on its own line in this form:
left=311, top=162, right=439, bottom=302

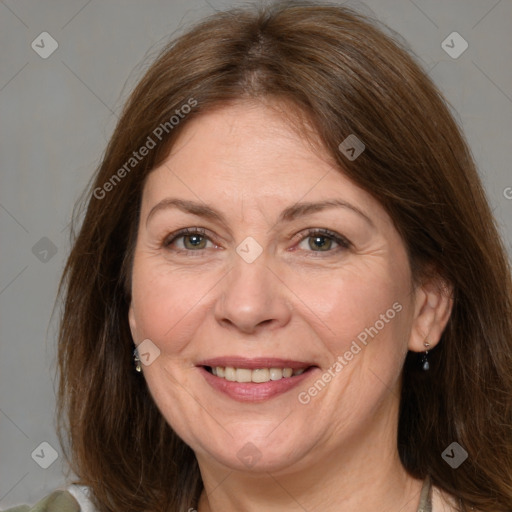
left=130, top=259, right=217, bottom=352
left=293, top=269, right=411, bottom=420
left=290, top=262, right=409, bottom=353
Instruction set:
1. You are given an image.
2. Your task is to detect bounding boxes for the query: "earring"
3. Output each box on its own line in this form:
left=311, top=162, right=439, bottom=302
left=421, top=340, right=431, bottom=371
left=133, top=348, right=142, bottom=372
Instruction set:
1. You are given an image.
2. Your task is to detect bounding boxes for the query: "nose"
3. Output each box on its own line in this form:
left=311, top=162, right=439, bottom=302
left=213, top=253, right=292, bottom=335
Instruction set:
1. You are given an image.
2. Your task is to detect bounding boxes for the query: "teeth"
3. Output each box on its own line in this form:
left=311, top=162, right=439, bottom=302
left=225, top=367, right=236, bottom=381
left=209, top=366, right=307, bottom=383
left=235, top=368, right=252, bottom=383
left=252, top=368, right=270, bottom=383
left=270, top=368, right=282, bottom=381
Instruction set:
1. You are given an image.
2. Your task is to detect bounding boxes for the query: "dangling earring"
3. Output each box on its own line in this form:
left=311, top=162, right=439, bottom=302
left=421, top=340, right=431, bottom=371
left=133, top=347, right=142, bottom=372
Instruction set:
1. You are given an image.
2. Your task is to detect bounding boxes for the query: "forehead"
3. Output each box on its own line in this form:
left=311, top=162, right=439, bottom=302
left=169, top=100, right=329, bottom=174
left=142, top=101, right=378, bottom=214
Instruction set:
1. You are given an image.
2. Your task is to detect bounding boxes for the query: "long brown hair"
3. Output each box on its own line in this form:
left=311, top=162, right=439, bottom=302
left=57, top=2, right=512, bottom=511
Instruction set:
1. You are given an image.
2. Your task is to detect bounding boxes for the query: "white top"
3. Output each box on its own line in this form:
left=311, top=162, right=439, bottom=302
left=66, top=485, right=98, bottom=512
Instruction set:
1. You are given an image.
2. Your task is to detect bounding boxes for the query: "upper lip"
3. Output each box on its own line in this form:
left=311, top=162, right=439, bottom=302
left=197, top=357, right=316, bottom=370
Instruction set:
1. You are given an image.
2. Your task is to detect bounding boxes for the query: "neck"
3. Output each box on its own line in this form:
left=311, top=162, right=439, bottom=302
left=196, top=398, right=424, bottom=512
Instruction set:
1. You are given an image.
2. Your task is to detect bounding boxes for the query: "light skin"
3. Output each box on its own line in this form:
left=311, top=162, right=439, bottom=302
left=128, top=100, right=454, bottom=512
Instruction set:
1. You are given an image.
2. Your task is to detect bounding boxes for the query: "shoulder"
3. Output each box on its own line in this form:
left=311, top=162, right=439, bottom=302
left=2, top=491, right=79, bottom=512
left=3, top=485, right=95, bottom=512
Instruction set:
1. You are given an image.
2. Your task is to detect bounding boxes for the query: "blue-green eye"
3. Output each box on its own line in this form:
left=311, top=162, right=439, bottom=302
left=164, top=228, right=214, bottom=251
left=181, top=233, right=208, bottom=250
left=297, top=229, right=351, bottom=253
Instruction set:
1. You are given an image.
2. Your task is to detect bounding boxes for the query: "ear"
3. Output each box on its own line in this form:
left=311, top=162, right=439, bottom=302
left=409, top=277, right=453, bottom=352
left=128, top=302, right=138, bottom=340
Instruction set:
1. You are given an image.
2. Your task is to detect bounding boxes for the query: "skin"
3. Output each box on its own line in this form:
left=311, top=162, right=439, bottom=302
left=128, top=100, right=454, bottom=512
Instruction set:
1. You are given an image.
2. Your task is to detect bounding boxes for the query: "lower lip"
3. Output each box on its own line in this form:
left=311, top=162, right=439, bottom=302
left=199, top=367, right=316, bottom=402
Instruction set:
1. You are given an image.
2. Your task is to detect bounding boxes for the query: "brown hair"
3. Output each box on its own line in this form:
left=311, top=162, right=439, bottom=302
left=57, top=2, right=512, bottom=511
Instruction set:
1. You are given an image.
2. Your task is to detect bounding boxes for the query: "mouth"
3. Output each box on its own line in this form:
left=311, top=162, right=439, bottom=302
left=197, top=357, right=318, bottom=402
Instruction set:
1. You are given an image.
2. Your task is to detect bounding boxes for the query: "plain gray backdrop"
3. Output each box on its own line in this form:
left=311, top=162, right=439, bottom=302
left=1, top=0, right=511, bottom=508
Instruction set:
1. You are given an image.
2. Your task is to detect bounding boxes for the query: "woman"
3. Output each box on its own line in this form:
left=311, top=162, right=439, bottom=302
left=8, top=1, right=512, bottom=511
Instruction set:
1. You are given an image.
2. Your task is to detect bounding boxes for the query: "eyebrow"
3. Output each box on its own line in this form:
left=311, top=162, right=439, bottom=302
left=145, top=198, right=374, bottom=228
left=279, top=199, right=374, bottom=227
left=146, top=198, right=227, bottom=227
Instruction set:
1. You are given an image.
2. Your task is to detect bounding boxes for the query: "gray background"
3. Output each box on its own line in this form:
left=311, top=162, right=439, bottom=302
left=1, top=0, right=511, bottom=508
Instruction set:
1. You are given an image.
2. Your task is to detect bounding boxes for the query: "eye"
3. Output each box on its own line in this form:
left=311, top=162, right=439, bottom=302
left=296, top=229, right=351, bottom=254
left=163, top=228, right=217, bottom=252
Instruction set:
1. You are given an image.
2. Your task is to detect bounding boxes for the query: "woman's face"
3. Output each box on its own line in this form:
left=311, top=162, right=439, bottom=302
left=129, top=100, right=421, bottom=474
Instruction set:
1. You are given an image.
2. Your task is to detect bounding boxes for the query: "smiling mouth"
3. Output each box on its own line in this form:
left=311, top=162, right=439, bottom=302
left=203, top=366, right=314, bottom=383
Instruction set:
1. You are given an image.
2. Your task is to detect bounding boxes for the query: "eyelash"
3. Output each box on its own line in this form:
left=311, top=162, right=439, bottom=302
left=162, top=227, right=351, bottom=256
